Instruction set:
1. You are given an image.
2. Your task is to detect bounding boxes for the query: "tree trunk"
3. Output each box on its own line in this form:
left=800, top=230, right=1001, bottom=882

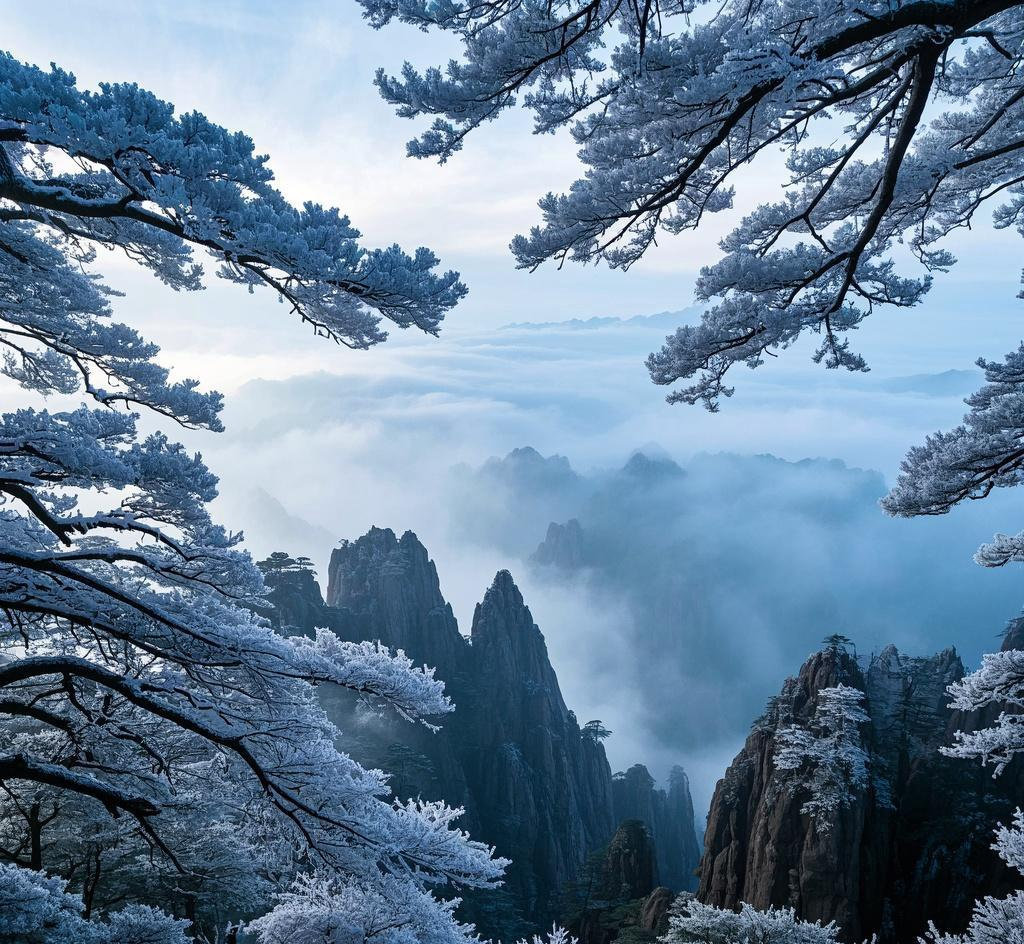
left=27, top=800, right=42, bottom=872
left=82, top=846, right=102, bottom=918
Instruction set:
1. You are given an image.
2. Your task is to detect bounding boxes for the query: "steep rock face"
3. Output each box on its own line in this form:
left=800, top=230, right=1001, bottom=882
left=455, top=571, right=617, bottom=921
left=574, top=820, right=661, bottom=944
left=638, top=886, right=675, bottom=934
left=697, top=641, right=1024, bottom=942
left=326, top=527, right=465, bottom=675
left=698, top=647, right=859, bottom=932
left=664, top=769, right=702, bottom=889
left=260, top=564, right=346, bottom=637
left=263, top=529, right=653, bottom=933
left=531, top=518, right=586, bottom=570
left=601, top=820, right=659, bottom=901
left=612, top=765, right=700, bottom=892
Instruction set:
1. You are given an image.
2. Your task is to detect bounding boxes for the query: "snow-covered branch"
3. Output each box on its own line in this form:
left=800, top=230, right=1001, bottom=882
left=774, top=684, right=870, bottom=829
left=661, top=897, right=844, bottom=944
left=363, top=0, right=1024, bottom=411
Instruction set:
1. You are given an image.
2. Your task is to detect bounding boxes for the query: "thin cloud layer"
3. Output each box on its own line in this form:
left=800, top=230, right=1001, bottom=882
left=197, top=312, right=1024, bottom=816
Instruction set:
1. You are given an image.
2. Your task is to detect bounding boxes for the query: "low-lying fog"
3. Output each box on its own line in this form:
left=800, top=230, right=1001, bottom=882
left=189, top=307, right=1024, bottom=819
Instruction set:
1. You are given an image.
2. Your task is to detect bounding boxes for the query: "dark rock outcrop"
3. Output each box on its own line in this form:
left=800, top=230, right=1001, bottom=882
left=613, top=765, right=700, bottom=892
left=697, top=638, right=1024, bottom=942
left=326, top=527, right=465, bottom=673
left=455, top=570, right=616, bottom=921
left=619, top=451, right=685, bottom=483
left=531, top=518, right=586, bottom=570
left=260, top=559, right=346, bottom=636
left=480, top=446, right=581, bottom=495
left=638, top=886, right=675, bottom=934
left=568, top=820, right=677, bottom=944
left=573, top=821, right=659, bottom=944
left=602, top=820, right=659, bottom=902
left=262, top=528, right=701, bottom=935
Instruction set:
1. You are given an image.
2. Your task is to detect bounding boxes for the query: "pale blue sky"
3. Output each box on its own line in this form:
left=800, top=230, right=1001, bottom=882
left=6, top=0, right=1022, bottom=349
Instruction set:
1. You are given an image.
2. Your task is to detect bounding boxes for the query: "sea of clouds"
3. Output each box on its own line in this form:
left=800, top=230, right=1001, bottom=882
left=185, top=308, right=1024, bottom=818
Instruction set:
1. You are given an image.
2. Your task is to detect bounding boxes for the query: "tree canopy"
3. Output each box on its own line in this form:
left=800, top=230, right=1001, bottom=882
left=362, top=0, right=1024, bottom=410
left=774, top=684, right=870, bottom=829
left=0, top=50, right=500, bottom=942
left=582, top=719, right=612, bottom=740
left=662, top=897, right=843, bottom=944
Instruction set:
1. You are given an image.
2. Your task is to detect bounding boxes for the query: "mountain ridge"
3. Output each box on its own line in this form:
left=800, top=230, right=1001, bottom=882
left=260, top=527, right=701, bottom=935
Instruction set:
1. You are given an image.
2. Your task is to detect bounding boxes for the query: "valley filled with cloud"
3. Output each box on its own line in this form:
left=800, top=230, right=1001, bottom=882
left=200, top=310, right=1024, bottom=814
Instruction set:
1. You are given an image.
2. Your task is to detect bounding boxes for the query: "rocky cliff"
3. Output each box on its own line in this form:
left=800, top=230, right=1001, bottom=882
left=260, top=556, right=345, bottom=636
left=326, top=527, right=466, bottom=673
left=613, top=765, right=700, bottom=892
left=260, top=528, right=696, bottom=935
left=454, top=569, right=617, bottom=922
left=697, top=637, right=1024, bottom=942
left=566, top=820, right=675, bottom=944
left=531, top=518, right=586, bottom=570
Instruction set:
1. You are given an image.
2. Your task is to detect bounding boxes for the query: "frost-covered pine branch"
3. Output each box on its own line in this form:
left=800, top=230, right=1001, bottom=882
left=0, top=50, right=501, bottom=941
left=250, top=877, right=579, bottom=944
left=0, top=862, right=191, bottom=944
left=881, top=343, right=1024, bottom=568
left=881, top=344, right=1024, bottom=521
left=943, top=648, right=1024, bottom=775
left=661, top=897, right=845, bottom=944
left=774, top=684, right=870, bottom=829
left=362, top=0, right=1024, bottom=409
left=246, top=871, right=479, bottom=944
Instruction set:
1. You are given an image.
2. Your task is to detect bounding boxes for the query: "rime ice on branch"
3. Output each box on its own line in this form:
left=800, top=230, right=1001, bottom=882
left=0, top=50, right=499, bottom=942
left=662, top=898, right=843, bottom=944
left=363, top=0, right=1024, bottom=408
left=774, top=684, right=870, bottom=829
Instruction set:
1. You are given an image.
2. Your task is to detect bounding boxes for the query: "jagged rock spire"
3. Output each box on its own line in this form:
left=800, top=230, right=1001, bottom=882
left=613, top=764, right=700, bottom=892
left=326, top=526, right=465, bottom=674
